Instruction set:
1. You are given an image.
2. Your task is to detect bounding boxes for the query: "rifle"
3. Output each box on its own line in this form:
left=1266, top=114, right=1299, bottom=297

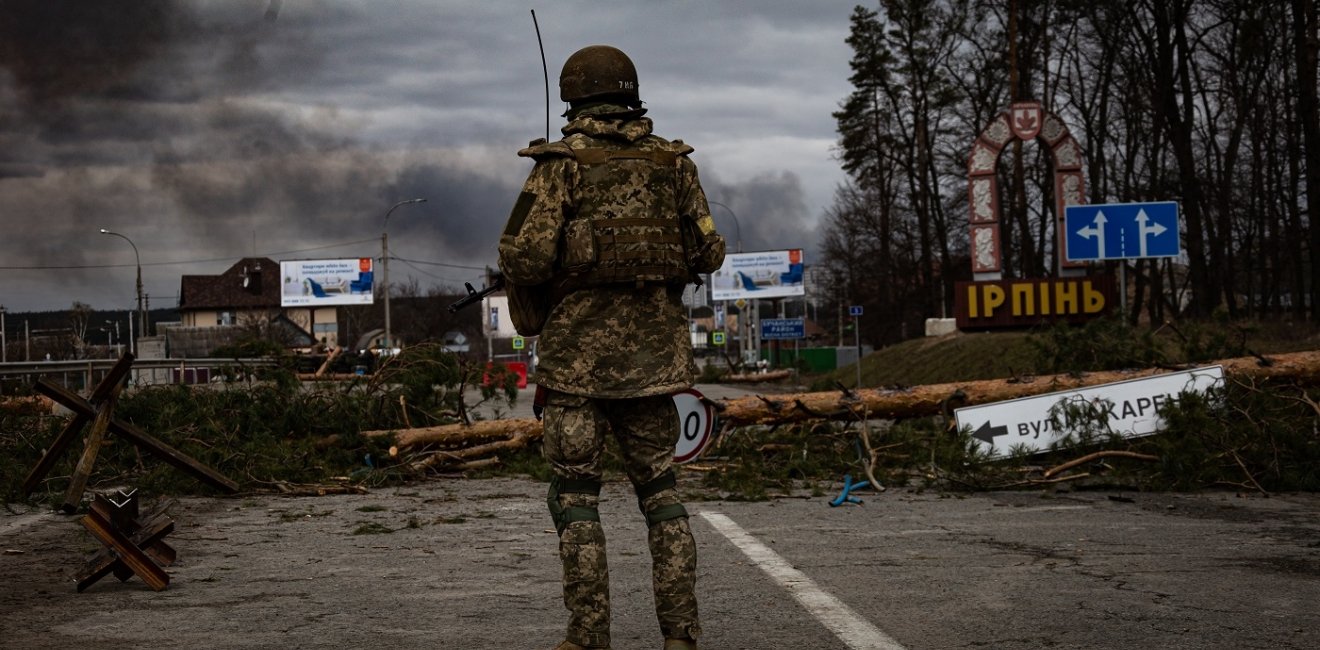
left=448, top=273, right=506, bottom=313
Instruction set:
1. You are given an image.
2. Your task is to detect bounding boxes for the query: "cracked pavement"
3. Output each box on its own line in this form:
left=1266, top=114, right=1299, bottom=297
left=3, top=482, right=1319, bottom=649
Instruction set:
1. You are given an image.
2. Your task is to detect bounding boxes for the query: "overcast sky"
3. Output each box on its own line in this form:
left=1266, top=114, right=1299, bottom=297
left=0, top=0, right=862, bottom=313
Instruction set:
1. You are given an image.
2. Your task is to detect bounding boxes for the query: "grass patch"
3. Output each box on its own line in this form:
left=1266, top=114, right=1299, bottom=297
left=351, top=522, right=394, bottom=535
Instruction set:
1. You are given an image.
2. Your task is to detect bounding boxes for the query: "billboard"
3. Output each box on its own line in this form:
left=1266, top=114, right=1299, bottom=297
left=280, top=258, right=376, bottom=307
left=710, top=249, right=806, bottom=301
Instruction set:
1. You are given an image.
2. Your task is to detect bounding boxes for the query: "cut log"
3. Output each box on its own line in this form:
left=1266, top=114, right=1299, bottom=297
left=718, top=350, right=1320, bottom=426
left=360, top=350, right=1320, bottom=449
left=0, top=395, right=56, bottom=416
left=722, top=370, right=792, bottom=383
left=314, top=346, right=342, bottom=378
left=409, top=428, right=537, bottom=472
left=363, top=418, right=542, bottom=449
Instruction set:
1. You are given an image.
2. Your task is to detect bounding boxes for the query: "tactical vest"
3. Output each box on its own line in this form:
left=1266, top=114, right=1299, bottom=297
left=558, top=145, right=692, bottom=288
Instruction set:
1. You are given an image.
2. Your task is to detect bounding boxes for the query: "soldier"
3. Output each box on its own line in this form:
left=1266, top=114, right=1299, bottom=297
left=497, top=44, right=726, bottom=650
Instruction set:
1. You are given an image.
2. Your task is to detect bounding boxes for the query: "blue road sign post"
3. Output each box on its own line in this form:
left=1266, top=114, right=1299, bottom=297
left=848, top=305, right=863, bottom=388
left=1065, top=202, right=1180, bottom=262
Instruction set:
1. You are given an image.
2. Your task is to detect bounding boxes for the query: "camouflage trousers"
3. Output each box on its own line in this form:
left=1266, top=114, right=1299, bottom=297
left=542, top=390, right=700, bottom=648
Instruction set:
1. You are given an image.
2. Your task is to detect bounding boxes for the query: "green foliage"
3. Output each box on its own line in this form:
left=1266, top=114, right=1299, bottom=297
left=1136, top=383, right=1320, bottom=491
left=1029, top=316, right=1168, bottom=374
left=2, top=345, right=516, bottom=503
left=697, top=362, right=726, bottom=384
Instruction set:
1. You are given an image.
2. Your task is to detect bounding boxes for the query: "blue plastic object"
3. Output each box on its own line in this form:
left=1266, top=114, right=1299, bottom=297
left=829, top=473, right=869, bottom=507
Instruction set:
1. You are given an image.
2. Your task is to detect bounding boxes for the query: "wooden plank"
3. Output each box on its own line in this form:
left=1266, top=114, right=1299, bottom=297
left=61, top=387, right=123, bottom=513
left=35, top=381, right=240, bottom=493
left=83, top=496, right=176, bottom=585
left=76, top=515, right=174, bottom=592
left=90, top=353, right=136, bottom=402
left=90, top=492, right=138, bottom=531
left=78, top=509, right=170, bottom=591
left=21, top=410, right=92, bottom=495
left=22, top=357, right=134, bottom=495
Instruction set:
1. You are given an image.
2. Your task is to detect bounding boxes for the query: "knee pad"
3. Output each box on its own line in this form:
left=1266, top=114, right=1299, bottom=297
left=547, top=476, right=602, bottom=535
left=634, top=471, right=688, bottom=527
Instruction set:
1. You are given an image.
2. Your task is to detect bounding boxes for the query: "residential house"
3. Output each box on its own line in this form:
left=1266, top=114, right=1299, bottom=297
left=174, top=257, right=334, bottom=356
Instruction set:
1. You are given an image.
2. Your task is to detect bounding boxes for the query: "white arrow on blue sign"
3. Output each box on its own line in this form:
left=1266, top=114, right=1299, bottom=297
left=1065, top=201, right=1180, bottom=261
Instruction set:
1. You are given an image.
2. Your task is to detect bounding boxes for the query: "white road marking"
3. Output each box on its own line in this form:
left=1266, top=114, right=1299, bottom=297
left=698, top=511, right=907, bottom=650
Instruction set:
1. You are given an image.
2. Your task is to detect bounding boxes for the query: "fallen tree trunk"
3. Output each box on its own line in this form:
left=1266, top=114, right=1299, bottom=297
left=408, top=428, right=537, bottom=472
left=363, top=418, right=542, bottom=449
left=365, top=350, right=1320, bottom=447
left=0, top=395, right=55, bottom=416
left=722, top=370, right=792, bottom=383
left=718, top=350, right=1320, bottom=426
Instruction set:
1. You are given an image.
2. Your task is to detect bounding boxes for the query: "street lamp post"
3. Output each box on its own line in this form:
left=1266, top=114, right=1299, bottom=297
left=0, top=304, right=7, bottom=363
left=381, top=198, right=427, bottom=353
left=707, top=201, right=742, bottom=253
left=99, top=229, right=144, bottom=355
left=708, top=201, right=747, bottom=364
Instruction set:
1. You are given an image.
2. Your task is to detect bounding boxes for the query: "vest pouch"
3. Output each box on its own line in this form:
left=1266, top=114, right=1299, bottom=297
left=507, top=281, right=554, bottom=337
left=561, top=218, right=596, bottom=272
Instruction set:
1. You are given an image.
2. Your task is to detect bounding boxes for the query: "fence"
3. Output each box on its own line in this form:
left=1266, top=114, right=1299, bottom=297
left=0, top=358, right=276, bottom=395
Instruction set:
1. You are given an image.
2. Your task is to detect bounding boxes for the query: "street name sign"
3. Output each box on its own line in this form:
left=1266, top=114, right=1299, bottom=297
left=1065, top=201, right=1180, bottom=261
left=760, top=318, right=805, bottom=340
left=954, top=365, right=1223, bottom=458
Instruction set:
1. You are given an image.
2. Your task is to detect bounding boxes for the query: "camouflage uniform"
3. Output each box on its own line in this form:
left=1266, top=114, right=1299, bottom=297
left=499, top=103, right=725, bottom=648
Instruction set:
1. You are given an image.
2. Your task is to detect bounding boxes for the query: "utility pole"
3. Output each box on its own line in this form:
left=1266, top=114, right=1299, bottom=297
left=381, top=198, right=427, bottom=354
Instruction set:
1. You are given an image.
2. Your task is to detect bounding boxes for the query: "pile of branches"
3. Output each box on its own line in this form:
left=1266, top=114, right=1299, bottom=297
left=363, top=418, right=542, bottom=475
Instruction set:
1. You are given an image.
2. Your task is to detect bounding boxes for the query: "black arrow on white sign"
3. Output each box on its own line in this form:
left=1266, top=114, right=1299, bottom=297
left=972, top=421, right=1008, bottom=445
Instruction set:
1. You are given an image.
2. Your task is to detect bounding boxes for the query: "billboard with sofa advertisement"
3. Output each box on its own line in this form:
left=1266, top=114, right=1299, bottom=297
left=280, top=258, right=376, bottom=307
left=710, top=249, right=806, bottom=301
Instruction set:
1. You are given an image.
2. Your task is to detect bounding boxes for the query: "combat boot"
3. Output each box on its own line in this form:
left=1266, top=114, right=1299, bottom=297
left=663, top=640, right=697, bottom=650
left=553, top=643, right=589, bottom=650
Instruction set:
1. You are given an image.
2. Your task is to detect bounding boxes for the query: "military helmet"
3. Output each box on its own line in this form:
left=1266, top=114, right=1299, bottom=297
left=559, top=45, right=640, bottom=106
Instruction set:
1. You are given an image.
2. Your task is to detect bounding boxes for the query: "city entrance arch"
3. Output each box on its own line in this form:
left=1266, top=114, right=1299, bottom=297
left=966, top=100, right=1088, bottom=280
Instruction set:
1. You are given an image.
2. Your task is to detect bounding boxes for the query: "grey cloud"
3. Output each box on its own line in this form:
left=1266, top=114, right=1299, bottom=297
left=0, top=1, right=854, bottom=311
left=705, top=170, right=817, bottom=257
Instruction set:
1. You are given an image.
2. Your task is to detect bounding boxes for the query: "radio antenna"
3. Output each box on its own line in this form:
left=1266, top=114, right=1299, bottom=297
left=531, top=10, right=550, bottom=141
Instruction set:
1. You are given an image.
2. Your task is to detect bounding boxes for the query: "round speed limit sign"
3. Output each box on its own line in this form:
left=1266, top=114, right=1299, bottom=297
left=672, top=389, right=716, bottom=464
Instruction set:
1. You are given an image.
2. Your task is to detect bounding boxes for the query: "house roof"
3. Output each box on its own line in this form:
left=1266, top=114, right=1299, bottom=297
left=178, top=257, right=281, bottom=310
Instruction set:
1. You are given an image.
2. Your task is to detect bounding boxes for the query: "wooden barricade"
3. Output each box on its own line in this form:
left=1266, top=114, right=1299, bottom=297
left=21, top=353, right=239, bottom=508
left=76, top=489, right=176, bottom=592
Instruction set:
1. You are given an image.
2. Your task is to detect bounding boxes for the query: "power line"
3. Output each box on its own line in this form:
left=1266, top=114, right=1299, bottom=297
left=389, top=256, right=489, bottom=271
left=0, top=238, right=380, bottom=271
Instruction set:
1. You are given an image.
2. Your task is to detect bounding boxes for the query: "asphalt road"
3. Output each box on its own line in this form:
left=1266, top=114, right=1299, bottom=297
left=3, top=480, right=1318, bottom=649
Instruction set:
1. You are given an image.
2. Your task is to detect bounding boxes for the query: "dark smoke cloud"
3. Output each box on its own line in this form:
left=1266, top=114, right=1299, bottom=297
left=0, top=0, right=184, bottom=108
left=706, top=170, right=819, bottom=258
left=0, top=2, right=848, bottom=311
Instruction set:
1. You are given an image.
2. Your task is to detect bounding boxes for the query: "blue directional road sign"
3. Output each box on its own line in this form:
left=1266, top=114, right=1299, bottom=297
left=1065, top=201, right=1180, bottom=262
left=761, top=318, right=805, bottom=340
